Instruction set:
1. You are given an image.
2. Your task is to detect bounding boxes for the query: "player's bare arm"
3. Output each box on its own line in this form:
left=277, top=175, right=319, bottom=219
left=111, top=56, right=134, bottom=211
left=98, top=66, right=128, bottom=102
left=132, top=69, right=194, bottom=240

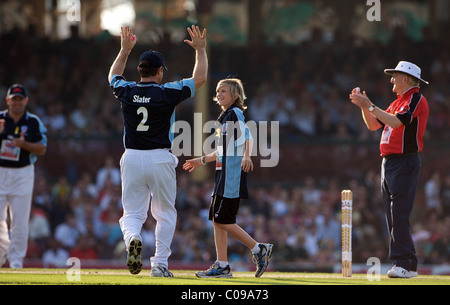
left=108, top=26, right=137, bottom=82
left=0, top=119, right=4, bottom=134
left=349, top=88, right=402, bottom=130
left=184, top=25, right=208, bottom=90
left=183, top=151, right=216, bottom=173
left=241, top=139, right=253, bottom=173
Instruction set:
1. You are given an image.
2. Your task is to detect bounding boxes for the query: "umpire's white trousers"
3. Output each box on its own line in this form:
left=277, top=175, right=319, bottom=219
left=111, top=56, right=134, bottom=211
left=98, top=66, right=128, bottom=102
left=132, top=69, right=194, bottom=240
left=0, top=165, right=34, bottom=267
left=119, top=149, right=178, bottom=269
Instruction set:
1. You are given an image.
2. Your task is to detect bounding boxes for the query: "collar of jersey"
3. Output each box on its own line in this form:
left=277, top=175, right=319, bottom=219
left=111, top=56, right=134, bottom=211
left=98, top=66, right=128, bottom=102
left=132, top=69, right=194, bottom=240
left=397, top=86, right=420, bottom=99
left=137, top=81, right=159, bottom=87
left=217, top=104, right=238, bottom=122
left=1, top=110, right=29, bottom=121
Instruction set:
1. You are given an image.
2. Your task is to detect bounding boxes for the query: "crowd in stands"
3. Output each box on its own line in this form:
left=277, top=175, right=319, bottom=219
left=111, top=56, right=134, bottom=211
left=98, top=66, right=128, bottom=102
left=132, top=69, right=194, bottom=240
left=0, top=25, right=449, bottom=269
left=26, top=165, right=450, bottom=269
left=1, top=26, right=449, bottom=142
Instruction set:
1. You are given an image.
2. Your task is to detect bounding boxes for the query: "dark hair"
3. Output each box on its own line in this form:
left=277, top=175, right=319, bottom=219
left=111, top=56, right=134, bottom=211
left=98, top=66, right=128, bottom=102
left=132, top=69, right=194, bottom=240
left=138, top=61, right=160, bottom=78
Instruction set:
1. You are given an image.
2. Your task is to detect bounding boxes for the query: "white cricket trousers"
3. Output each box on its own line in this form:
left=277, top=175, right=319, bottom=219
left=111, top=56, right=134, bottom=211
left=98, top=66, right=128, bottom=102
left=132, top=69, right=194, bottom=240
left=119, top=149, right=178, bottom=269
left=0, top=165, right=34, bottom=267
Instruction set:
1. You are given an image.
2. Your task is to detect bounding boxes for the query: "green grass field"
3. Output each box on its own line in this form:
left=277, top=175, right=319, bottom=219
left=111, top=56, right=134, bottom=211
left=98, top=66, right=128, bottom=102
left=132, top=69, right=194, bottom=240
left=1, top=269, right=449, bottom=285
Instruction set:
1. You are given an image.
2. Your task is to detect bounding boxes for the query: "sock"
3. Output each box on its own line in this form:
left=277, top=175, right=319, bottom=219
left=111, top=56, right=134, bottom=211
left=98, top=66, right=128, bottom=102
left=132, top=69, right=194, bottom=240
left=217, top=260, right=229, bottom=268
left=251, top=243, right=261, bottom=254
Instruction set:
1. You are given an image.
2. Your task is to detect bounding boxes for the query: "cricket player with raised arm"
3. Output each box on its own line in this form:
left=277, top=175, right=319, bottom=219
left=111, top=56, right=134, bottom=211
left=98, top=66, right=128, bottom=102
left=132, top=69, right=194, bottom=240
left=108, top=25, right=207, bottom=277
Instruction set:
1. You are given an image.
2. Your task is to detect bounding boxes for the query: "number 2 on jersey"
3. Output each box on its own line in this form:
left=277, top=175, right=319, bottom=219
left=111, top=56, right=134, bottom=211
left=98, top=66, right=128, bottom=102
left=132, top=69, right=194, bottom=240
left=137, top=106, right=149, bottom=131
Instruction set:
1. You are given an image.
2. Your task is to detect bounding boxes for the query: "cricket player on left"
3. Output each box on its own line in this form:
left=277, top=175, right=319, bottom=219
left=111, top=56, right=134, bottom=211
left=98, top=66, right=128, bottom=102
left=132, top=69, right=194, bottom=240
left=0, top=84, right=47, bottom=268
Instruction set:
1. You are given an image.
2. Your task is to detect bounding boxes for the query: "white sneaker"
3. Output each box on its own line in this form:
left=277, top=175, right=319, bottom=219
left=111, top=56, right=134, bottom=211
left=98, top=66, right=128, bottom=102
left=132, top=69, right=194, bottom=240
left=151, top=264, right=174, bottom=277
left=10, top=262, right=23, bottom=268
left=387, top=266, right=418, bottom=278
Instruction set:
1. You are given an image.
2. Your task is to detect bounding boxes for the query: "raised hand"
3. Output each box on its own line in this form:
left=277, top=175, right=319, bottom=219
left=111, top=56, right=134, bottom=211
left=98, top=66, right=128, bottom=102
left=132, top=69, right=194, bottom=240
left=184, top=25, right=207, bottom=50
left=120, top=26, right=137, bottom=53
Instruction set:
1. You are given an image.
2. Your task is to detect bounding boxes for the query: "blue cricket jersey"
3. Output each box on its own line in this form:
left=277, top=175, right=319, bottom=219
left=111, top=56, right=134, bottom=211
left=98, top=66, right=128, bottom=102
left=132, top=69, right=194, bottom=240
left=0, top=110, right=47, bottom=168
left=213, top=104, right=253, bottom=199
left=110, top=74, right=195, bottom=150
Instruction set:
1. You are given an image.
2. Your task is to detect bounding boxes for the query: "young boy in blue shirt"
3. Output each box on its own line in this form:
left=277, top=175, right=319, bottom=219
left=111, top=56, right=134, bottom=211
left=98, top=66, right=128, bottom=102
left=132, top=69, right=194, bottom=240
left=183, top=78, right=273, bottom=278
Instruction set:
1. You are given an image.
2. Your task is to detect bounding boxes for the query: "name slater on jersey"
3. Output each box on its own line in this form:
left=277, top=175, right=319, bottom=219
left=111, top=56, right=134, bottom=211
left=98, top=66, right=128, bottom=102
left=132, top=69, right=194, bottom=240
left=133, top=95, right=151, bottom=103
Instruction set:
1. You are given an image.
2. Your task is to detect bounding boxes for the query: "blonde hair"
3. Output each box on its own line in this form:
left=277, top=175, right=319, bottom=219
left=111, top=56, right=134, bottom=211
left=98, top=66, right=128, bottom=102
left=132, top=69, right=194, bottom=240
left=213, top=78, right=247, bottom=111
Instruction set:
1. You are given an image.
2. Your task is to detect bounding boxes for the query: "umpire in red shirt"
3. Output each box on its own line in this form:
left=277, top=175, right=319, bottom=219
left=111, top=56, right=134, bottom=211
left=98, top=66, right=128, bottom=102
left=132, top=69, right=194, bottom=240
left=350, top=61, right=429, bottom=278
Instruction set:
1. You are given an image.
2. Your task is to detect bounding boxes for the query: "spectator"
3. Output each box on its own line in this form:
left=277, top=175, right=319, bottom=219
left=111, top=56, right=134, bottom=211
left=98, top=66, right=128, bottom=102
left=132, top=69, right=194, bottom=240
left=42, top=238, right=69, bottom=268
left=302, top=176, right=321, bottom=205
left=33, top=175, right=53, bottom=211
left=100, top=204, right=122, bottom=257
left=292, top=91, right=316, bottom=136
left=69, top=98, right=91, bottom=132
left=424, top=171, right=442, bottom=212
left=51, top=176, right=71, bottom=203
left=69, top=235, right=98, bottom=260
left=43, top=103, right=66, bottom=134
left=72, top=172, right=98, bottom=199
left=441, top=174, right=450, bottom=216
left=95, top=156, right=121, bottom=191
left=29, top=207, right=51, bottom=241
left=304, top=224, right=320, bottom=258
left=28, top=207, right=51, bottom=255
left=316, top=206, right=340, bottom=247
left=54, top=212, right=80, bottom=249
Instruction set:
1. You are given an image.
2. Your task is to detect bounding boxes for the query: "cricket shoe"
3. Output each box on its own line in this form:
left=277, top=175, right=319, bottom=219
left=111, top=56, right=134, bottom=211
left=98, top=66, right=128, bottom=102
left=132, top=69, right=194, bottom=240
left=387, top=266, right=418, bottom=278
left=252, top=243, right=273, bottom=277
left=195, top=261, right=233, bottom=278
left=127, top=236, right=143, bottom=275
left=151, top=264, right=174, bottom=277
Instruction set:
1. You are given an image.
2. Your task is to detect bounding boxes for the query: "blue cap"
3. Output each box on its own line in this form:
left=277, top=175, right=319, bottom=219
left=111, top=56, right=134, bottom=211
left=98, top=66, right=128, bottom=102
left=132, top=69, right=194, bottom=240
left=7, top=84, right=27, bottom=98
left=138, top=50, right=167, bottom=71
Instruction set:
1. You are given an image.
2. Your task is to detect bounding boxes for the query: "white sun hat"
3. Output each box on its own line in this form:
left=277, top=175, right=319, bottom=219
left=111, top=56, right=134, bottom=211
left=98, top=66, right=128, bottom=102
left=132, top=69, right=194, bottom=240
left=384, top=61, right=429, bottom=85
